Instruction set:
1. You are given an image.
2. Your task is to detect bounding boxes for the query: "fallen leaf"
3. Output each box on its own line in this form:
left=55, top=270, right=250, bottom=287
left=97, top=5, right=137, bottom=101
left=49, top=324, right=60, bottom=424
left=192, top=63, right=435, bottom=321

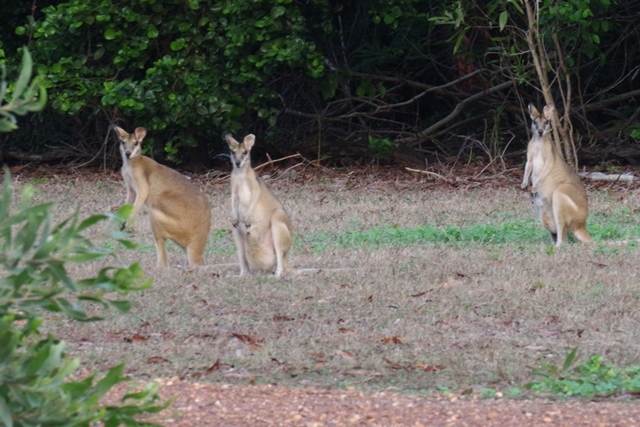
left=382, top=357, right=405, bottom=370
left=416, top=362, right=445, bottom=372
left=437, top=279, right=459, bottom=287
left=366, top=294, right=373, bottom=302
left=249, top=343, right=263, bottom=351
left=410, top=291, right=428, bottom=298
left=126, top=333, right=148, bottom=343
left=339, top=327, right=355, bottom=335
left=381, top=336, right=403, bottom=344
left=231, top=333, right=262, bottom=344
left=588, top=261, right=607, bottom=268
left=334, top=349, right=356, bottom=361
left=273, top=315, right=295, bottom=322
left=146, top=356, right=170, bottom=364
left=205, top=359, right=221, bottom=374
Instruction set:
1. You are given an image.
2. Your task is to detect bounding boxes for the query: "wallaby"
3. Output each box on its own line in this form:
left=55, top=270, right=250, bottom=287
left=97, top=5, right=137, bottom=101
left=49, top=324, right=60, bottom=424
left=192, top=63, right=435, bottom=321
left=226, top=133, right=292, bottom=278
left=521, top=104, right=592, bottom=246
left=115, top=126, right=211, bottom=267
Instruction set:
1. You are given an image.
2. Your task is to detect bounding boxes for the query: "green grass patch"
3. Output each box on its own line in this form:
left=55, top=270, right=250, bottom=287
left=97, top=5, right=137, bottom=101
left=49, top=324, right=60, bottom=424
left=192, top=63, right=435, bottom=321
left=305, top=218, right=640, bottom=253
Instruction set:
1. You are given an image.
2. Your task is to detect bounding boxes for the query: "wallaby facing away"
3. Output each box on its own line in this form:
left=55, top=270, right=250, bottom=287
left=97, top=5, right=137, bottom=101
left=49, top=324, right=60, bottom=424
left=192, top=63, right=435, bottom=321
left=226, top=134, right=292, bottom=278
left=521, top=104, right=591, bottom=246
left=115, top=126, right=211, bottom=267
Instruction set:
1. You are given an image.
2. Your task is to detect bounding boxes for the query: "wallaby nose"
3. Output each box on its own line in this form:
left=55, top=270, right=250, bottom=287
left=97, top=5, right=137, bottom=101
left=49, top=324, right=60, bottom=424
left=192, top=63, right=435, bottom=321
left=125, top=151, right=132, bottom=158
left=537, top=129, right=544, bottom=137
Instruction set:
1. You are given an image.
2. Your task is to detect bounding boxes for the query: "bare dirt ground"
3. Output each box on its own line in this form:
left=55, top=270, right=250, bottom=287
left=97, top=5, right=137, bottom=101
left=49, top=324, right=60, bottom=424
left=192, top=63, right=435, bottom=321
left=122, top=377, right=640, bottom=426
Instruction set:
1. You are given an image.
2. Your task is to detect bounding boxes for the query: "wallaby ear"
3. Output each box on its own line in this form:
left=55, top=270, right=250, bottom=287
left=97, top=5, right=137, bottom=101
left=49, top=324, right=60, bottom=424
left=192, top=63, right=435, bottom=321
left=225, top=134, right=239, bottom=149
left=528, top=104, right=538, bottom=118
left=113, top=126, right=129, bottom=140
left=134, top=127, right=147, bottom=141
left=243, top=134, right=256, bottom=151
left=543, top=104, right=555, bottom=120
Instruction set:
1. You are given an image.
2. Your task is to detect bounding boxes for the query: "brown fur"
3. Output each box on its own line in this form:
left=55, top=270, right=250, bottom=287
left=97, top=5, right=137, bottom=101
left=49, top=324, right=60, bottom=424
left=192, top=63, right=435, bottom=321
left=226, top=134, right=292, bottom=278
left=115, top=126, right=211, bottom=267
left=521, top=104, right=591, bottom=246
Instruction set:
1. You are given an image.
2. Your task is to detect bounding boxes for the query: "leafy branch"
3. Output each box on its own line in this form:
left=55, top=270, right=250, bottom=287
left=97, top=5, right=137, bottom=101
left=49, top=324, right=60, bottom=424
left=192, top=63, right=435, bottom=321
left=0, top=47, right=47, bottom=132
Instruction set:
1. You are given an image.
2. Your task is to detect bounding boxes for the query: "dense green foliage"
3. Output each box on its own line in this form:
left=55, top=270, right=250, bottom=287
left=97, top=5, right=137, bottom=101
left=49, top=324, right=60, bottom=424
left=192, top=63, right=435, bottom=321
left=0, top=0, right=638, bottom=165
left=0, top=171, right=168, bottom=426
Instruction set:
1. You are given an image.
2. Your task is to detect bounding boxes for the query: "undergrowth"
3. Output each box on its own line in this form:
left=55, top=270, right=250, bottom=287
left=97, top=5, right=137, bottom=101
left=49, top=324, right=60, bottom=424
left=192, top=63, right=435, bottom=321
left=526, top=349, right=640, bottom=398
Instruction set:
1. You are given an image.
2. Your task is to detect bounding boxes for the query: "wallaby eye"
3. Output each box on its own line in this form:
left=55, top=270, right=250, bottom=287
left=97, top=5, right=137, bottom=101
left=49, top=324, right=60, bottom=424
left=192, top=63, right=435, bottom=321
left=134, top=142, right=139, bottom=146
left=242, top=150, right=247, bottom=155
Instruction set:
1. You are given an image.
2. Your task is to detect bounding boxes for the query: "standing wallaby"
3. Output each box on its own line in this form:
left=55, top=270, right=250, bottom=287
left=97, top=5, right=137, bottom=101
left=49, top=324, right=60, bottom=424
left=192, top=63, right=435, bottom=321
left=226, top=134, right=292, bottom=278
left=115, top=126, right=211, bottom=267
left=521, top=104, right=591, bottom=246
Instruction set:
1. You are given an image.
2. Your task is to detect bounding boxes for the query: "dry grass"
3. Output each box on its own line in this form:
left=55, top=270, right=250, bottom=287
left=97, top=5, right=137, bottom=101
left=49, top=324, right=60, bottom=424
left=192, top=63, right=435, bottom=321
left=12, top=169, right=640, bottom=394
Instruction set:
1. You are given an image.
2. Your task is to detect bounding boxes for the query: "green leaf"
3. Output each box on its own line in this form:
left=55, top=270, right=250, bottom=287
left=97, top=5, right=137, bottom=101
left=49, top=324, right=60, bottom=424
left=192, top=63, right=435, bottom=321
left=499, top=11, right=508, bottom=31
left=170, top=39, right=185, bottom=51
left=104, top=28, right=117, bottom=40
left=0, top=395, right=13, bottom=427
left=563, top=348, right=579, bottom=372
left=147, top=25, right=159, bottom=38
left=271, top=6, right=286, bottom=19
left=93, top=47, right=105, bottom=60
left=95, top=364, right=125, bottom=397
left=109, top=300, right=131, bottom=312
left=10, top=48, right=33, bottom=104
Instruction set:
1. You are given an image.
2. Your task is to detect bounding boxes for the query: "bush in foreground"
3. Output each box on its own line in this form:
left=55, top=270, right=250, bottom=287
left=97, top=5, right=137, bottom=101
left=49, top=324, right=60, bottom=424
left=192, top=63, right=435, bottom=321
left=0, top=171, right=168, bottom=426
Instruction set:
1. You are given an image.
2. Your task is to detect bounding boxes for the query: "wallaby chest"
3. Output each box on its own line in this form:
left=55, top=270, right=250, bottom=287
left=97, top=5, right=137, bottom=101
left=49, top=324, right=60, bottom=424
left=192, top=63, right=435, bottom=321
left=231, top=168, right=260, bottom=217
left=527, top=136, right=551, bottom=188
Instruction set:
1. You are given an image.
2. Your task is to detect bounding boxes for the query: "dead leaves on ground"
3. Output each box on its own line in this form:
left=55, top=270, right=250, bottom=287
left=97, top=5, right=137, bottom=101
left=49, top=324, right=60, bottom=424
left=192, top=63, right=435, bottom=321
left=383, top=357, right=446, bottom=373
left=232, top=333, right=264, bottom=351
left=381, top=336, right=403, bottom=345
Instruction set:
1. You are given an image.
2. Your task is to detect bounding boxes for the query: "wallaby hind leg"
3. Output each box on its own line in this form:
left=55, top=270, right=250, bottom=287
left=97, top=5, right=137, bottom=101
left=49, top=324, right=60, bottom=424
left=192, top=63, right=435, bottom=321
left=186, top=236, right=207, bottom=266
left=272, top=213, right=292, bottom=278
left=232, top=228, right=250, bottom=275
left=154, top=235, right=169, bottom=268
left=549, top=231, right=558, bottom=245
left=552, top=218, right=566, bottom=247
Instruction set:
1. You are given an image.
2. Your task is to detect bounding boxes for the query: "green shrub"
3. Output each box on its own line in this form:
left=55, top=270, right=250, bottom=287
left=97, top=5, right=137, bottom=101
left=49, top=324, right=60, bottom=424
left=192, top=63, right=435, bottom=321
left=526, top=348, right=640, bottom=398
left=0, top=171, right=169, bottom=426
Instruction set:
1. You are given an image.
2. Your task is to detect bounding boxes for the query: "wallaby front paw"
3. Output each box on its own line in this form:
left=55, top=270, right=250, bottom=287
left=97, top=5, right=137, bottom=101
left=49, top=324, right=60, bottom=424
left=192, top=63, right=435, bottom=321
left=232, top=220, right=239, bottom=228
left=520, top=182, right=528, bottom=190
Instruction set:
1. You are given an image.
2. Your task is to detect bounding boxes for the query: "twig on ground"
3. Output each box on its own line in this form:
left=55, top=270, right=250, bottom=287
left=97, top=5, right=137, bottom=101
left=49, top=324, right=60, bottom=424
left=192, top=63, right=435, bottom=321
left=579, top=172, right=635, bottom=183
left=405, top=167, right=453, bottom=183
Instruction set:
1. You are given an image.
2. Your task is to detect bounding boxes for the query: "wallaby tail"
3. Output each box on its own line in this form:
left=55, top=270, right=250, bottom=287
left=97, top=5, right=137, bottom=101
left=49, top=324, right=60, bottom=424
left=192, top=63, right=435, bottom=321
left=573, top=227, right=592, bottom=243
